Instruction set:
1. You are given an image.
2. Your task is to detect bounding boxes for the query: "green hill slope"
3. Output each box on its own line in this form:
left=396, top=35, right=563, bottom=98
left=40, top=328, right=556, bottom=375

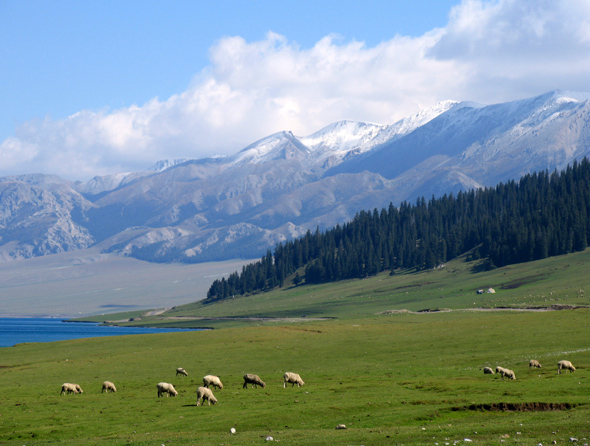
left=87, top=247, right=590, bottom=329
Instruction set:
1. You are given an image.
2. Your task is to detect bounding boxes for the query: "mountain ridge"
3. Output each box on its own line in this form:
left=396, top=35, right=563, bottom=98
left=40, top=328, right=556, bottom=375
left=2, top=90, right=590, bottom=263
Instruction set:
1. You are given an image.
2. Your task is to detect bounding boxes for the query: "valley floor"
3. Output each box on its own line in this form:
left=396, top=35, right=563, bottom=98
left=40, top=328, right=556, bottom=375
left=0, top=309, right=589, bottom=445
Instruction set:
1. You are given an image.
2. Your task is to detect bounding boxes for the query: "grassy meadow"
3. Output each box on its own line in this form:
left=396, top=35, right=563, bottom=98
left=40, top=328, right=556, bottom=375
left=1, top=251, right=590, bottom=445
left=84, top=248, right=590, bottom=329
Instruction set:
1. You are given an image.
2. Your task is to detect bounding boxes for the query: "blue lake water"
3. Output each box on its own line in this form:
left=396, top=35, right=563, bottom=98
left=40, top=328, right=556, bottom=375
left=0, top=317, right=199, bottom=348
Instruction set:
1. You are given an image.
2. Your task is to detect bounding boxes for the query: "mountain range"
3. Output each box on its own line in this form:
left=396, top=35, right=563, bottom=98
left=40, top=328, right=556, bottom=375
left=1, top=90, right=589, bottom=264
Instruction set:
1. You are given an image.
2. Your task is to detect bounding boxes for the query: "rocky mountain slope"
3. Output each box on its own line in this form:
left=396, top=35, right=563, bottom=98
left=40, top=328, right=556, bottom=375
left=1, top=91, right=589, bottom=263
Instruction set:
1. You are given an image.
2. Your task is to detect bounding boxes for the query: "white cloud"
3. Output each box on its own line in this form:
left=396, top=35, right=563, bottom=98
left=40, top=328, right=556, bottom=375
left=2, top=0, right=589, bottom=181
left=430, top=0, right=590, bottom=101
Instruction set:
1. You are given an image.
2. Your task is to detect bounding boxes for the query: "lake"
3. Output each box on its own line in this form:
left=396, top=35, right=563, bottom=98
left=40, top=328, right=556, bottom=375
left=0, top=317, right=199, bottom=348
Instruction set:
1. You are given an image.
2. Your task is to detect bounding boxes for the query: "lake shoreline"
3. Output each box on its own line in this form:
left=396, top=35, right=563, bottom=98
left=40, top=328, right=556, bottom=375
left=0, top=317, right=201, bottom=348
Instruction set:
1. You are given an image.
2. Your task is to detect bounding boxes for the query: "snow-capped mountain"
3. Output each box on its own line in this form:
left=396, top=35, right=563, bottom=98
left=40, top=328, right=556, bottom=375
left=2, top=90, right=590, bottom=263
left=228, top=100, right=462, bottom=171
left=73, top=159, right=189, bottom=196
left=327, top=90, right=590, bottom=200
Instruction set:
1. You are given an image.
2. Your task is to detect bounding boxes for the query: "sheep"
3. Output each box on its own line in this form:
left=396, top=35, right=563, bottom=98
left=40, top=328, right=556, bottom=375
left=101, top=381, right=117, bottom=393
left=60, top=383, right=79, bottom=395
left=157, top=382, right=178, bottom=397
left=557, top=360, right=576, bottom=374
left=502, top=368, right=516, bottom=380
left=482, top=367, right=495, bottom=375
left=529, top=359, right=542, bottom=369
left=495, top=366, right=515, bottom=380
left=203, top=375, right=223, bottom=390
left=283, top=372, right=305, bottom=388
left=196, top=386, right=218, bottom=406
left=75, top=384, right=84, bottom=394
left=243, top=373, right=266, bottom=389
left=176, top=367, right=188, bottom=377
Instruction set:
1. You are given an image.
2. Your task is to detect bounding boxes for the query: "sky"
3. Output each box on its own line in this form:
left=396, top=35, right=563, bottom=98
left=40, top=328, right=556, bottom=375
left=1, top=0, right=590, bottom=181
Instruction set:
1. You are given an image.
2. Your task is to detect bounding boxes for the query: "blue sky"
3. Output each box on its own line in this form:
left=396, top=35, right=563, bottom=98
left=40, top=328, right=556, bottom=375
left=1, top=0, right=590, bottom=180
left=0, top=1, right=457, bottom=138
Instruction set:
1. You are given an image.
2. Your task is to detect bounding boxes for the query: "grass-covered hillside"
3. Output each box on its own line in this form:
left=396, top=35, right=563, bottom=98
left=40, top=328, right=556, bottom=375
left=1, top=249, right=590, bottom=445
left=83, top=247, right=590, bottom=329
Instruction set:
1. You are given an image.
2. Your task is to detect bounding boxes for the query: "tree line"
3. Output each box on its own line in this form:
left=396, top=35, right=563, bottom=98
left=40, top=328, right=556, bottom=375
left=206, top=159, right=590, bottom=302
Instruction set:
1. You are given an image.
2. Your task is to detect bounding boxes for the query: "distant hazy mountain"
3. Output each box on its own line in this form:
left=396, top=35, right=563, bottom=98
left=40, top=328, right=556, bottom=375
left=1, top=90, right=589, bottom=263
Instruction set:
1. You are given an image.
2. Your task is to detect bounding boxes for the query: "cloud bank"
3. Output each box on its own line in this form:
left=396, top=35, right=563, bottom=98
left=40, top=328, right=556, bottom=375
left=2, top=0, right=589, bottom=181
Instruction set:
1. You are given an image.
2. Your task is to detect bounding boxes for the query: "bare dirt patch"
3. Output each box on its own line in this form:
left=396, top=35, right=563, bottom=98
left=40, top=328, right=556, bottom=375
left=452, top=402, right=576, bottom=412
left=466, top=304, right=589, bottom=312
left=145, top=308, right=171, bottom=316
left=379, top=305, right=589, bottom=315
left=378, top=309, right=451, bottom=315
left=156, top=316, right=332, bottom=322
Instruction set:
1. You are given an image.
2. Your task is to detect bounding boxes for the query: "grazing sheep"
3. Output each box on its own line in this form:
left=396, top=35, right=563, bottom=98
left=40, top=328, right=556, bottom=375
left=529, top=359, right=542, bottom=369
left=203, top=375, right=223, bottom=390
left=196, top=386, right=218, bottom=406
left=283, top=372, right=305, bottom=388
left=502, top=368, right=516, bottom=380
left=243, top=373, right=266, bottom=389
left=176, top=367, right=188, bottom=377
left=157, top=382, right=178, bottom=397
left=558, top=360, right=576, bottom=374
left=495, top=366, right=515, bottom=380
left=101, top=381, right=117, bottom=393
left=482, top=367, right=495, bottom=375
left=60, top=383, right=79, bottom=395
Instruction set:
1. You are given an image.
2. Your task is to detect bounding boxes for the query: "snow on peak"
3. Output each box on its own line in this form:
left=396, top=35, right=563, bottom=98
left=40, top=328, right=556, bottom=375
left=227, top=101, right=469, bottom=171
left=389, top=100, right=463, bottom=134
left=151, top=159, right=189, bottom=172
left=230, top=131, right=308, bottom=165
left=76, top=171, right=152, bottom=195
left=544, top=89, right=590, bottom=103
left=299, top=101, right=463, bottom=156
left=300, top=120, right=387, bottom=154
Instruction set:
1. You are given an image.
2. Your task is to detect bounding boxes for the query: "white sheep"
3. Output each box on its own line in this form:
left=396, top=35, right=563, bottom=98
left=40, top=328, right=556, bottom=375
left=203, top=375, right=223, bottom=390
left=176, top=367, right=188, bottom=377
left=482, top=367, right=495, bottom=374
left=557, top=360, right=576, bottom=374
left=243, top=373, right=266, bottom=389
left=102, top=381, right=117, bottom=393
left=502, top=368, right=516, bottom=380
left=196, top=386, right=218, bottom=406
left=495, top=366, right=515, bottom=380
left=529, top=359, right=542, bottom=369
left=60, top=383, right=79, bottom=395
left=157, top=382, right=178, bottom=397
left=283, top=372, right=305, bottom=388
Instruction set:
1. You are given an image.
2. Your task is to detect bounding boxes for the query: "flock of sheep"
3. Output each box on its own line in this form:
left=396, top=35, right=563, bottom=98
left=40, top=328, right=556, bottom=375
left=60, top=359, right=575, bottom=402
left=60, top=368, right=305, bottom=406
left=482, top=359, right=576, bottom=379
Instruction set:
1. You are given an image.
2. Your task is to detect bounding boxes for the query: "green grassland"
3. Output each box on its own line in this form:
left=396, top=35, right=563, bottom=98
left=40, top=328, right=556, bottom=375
left=83, top=248, right=590, bottom=329
left=2, top=251, right=590, bottom=445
